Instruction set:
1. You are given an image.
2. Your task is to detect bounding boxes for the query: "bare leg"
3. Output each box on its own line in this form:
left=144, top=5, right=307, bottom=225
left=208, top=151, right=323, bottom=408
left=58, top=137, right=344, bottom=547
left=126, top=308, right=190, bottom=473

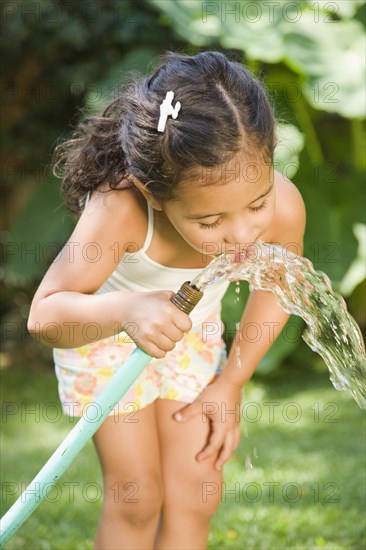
left=92, top=401, right=163, bottom=550
left=154, top=399, right=223, bottom=550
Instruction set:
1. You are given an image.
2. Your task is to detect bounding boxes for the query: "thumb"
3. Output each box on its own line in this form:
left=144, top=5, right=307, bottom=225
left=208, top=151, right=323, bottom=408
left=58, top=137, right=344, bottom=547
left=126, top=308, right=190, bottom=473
left=173, top=401, right=199, bottom=422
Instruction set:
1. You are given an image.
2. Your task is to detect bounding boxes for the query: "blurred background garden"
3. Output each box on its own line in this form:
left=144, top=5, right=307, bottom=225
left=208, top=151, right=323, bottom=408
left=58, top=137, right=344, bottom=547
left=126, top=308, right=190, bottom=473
left=1, top=1, right=365, bottom=548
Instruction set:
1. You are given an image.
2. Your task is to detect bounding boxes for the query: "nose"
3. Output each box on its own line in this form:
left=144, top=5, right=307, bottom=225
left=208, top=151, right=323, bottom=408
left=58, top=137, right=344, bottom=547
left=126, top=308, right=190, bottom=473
left=223, top=219, right=254, bottom=248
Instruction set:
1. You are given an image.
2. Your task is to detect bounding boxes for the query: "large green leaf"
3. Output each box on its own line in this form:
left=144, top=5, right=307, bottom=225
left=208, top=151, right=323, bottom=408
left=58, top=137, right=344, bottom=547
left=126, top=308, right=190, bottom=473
left=218, top=1, right=291, bottom=63
left=315, top=0, right=365, bottom=18
left=148, top=0, right=366, bottom=118
left=274, top=123, right=305, bottom=178
left=283, top=15, right=366, bottom=117
left=84, top=47, right=159, bottom=114
left=148, top=0, right=210, bottom=46
left=148, top=0, right=308, bottom=61
left=300, top=165, right=365, bottom=284
left=3, top=178, right=75, bottom=285
left=338, top=224, right=366, bottom=296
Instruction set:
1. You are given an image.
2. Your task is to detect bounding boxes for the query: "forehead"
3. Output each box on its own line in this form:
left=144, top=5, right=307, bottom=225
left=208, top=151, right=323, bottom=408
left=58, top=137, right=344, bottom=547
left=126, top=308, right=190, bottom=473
left=174, top=155, right=273, bottom=211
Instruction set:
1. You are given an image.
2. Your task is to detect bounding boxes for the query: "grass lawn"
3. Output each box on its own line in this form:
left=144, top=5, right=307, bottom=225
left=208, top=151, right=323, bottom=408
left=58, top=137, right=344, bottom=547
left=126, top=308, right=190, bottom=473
left=1, top=362, right=365, bottom=550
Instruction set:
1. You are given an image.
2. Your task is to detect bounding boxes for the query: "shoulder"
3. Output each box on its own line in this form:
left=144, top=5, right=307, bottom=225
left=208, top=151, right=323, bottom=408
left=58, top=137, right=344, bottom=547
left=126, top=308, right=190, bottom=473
left=87, top=183, right=148, bottom=251
left=30, top=184, right=150, bottom=299
left=271, top=170, right=307, bottom=255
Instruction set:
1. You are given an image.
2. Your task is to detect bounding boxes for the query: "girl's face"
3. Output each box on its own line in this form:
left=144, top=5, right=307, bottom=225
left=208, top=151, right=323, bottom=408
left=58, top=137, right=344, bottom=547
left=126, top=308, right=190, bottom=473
left=162, top=159, right=276, bottom=257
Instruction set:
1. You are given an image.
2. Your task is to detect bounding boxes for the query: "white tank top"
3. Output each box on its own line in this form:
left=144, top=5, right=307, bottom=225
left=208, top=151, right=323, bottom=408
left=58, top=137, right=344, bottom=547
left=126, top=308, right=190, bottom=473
left=85, top=191, right=230, bottom=326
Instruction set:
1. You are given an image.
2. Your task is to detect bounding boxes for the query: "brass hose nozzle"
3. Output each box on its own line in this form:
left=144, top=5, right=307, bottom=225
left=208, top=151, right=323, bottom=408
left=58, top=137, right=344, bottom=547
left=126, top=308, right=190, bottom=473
left=170, top=281, right=203, bottom=314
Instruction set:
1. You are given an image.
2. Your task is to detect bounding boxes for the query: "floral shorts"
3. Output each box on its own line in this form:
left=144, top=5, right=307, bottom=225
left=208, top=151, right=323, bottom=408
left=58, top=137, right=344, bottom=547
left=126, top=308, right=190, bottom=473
left=53, top=307, right=227, bottom=417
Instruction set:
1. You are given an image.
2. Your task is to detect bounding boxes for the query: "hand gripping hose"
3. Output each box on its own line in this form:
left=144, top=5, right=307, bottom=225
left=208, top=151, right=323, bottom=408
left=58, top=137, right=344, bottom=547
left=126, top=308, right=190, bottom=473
left=0, top=282, right=203, bottom=547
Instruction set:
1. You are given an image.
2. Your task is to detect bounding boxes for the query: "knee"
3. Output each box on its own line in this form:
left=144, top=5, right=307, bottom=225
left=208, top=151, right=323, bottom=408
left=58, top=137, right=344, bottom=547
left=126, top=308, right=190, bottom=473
left=176, top=476, right=223, bottom=519
left=197, top=478, right=223, bottom=518
left=103, top=474, right=163, bottom=527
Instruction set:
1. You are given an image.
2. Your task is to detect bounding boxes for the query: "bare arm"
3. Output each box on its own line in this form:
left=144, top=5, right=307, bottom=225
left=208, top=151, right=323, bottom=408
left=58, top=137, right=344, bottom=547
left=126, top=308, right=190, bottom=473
left=219, top=290, right=291, bottom=387
left=27, top=188, right=143, bottom=348
left=27, top=187, right=191, bottom=354
left=28, top=290, right=135, bottom=349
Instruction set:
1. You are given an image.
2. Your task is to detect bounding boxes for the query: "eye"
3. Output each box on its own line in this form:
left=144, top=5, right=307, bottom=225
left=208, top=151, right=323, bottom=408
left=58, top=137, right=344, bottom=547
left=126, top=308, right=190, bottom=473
left=248, top=199, right=268, bottom=213
left=198, top=219, right=221, bottom=229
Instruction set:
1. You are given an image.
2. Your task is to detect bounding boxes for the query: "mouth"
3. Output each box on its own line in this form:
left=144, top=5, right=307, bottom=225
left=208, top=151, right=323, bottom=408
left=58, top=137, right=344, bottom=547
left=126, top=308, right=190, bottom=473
left=209, top=243, right=258, bottom=262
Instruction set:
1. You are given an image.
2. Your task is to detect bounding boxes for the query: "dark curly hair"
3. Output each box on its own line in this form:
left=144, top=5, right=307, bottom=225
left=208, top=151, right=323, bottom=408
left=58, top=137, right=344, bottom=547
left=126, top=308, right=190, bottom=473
left=52, top=50, right=276, bottom=218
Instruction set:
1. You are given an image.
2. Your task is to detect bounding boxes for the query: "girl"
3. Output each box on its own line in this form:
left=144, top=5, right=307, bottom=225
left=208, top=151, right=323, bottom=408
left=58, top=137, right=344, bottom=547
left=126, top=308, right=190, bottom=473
left=28, top=51, right=306, bottom=549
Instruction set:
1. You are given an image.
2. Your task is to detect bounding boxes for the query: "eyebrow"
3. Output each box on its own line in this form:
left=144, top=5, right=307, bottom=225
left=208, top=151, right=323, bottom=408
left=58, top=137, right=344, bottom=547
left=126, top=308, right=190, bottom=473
left=185, top=184, right=274, bottom=220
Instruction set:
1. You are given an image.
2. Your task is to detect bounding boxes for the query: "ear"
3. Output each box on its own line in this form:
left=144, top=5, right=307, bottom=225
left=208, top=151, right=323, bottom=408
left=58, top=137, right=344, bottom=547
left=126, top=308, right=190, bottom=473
left=129, top=175, right=164, bottom=211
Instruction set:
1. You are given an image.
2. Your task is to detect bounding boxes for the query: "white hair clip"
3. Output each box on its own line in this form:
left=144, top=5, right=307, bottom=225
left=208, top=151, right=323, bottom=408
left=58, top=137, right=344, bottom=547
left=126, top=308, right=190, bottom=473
left=157, top=91, right=181, bottom=132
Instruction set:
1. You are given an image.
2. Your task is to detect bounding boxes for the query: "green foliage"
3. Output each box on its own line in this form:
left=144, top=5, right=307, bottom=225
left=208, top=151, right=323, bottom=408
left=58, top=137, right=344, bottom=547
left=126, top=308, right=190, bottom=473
left=300, top=166, right=365, bottom=284
left=222, top=281, right=305, bottom=375
left=148, top=0, right=366, bottom=117
left=4, top=177, right=75, bottom=285
left=84, top=47, right=159, bottom=114
left=338, top=224, right=366, bottom=297
left=3, top=0, right=365, bottom=376
left=285, top=15, right=365, bottom=118
left=3, top=0, right=181, bottom=281
left=274, top=122, right=305, bottom=178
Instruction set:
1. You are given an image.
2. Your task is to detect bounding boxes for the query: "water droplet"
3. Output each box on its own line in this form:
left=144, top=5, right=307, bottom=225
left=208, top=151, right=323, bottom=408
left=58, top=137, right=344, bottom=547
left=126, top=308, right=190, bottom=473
left=235, top=346, right=241, bottom=368
left=234, top=281, right=241, bottom=302
left=245, top=455, right=253, bottom=469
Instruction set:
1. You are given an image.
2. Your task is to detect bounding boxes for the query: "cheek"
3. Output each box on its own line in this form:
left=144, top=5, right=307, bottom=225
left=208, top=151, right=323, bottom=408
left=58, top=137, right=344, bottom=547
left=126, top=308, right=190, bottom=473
left=259, top=198, right=276, bottom=227
left=184, top=227, right=206, bottom=247
left=180, top=225, right=217, bottom=253
left=263, top=205, right=276, bottom=226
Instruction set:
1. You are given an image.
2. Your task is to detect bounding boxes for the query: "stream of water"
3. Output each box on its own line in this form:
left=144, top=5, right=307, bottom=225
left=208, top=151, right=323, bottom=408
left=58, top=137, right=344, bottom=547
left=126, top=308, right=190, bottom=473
left=192, top=241, right=366, bottom=409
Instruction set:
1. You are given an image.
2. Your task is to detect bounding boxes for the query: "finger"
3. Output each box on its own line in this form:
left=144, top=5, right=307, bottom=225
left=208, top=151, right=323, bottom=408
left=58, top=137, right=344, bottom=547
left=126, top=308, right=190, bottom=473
left=215, top=431, right=234, bottom=471
left=174, top=401, right=200, bottom=422
left=196, top=426, right=225, bottom=462
left=153, top=333, right=177, bottom=353
left=173, top=312, right=192, bottom=333
left=143, top=342, right=168, bottom=359
left=162, top=324, right=185, bottom=343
